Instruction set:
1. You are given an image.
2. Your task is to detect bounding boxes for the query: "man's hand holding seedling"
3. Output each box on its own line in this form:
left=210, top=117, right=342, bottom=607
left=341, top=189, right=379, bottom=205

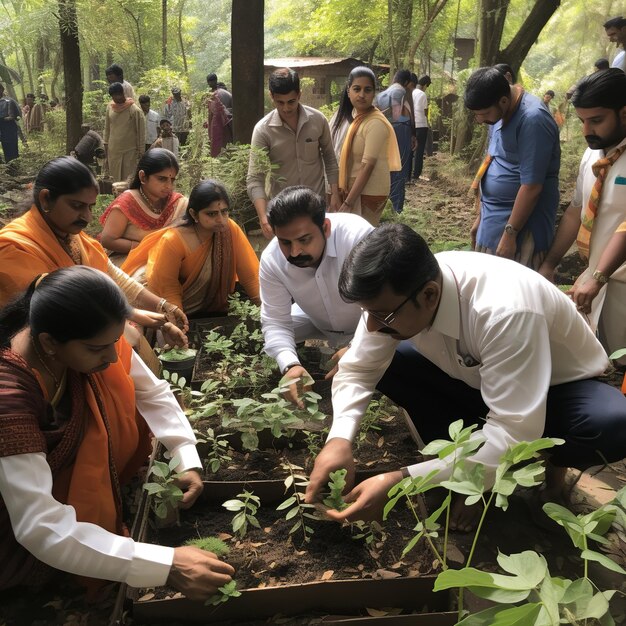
left=305, top=437, right=355, bottom=504
left=175, top=469, right=204, bottom=509
left=279, top=364, right=313, bottom=408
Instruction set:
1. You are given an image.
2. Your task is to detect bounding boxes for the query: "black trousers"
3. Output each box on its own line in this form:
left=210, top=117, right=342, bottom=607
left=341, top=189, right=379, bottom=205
left=376, top=342, right=626, bottom=470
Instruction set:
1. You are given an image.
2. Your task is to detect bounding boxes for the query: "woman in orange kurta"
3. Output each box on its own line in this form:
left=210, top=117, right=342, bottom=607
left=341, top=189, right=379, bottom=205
left=0, top=266, right=233, bottom=598
left=123, top=179, right=260, bottom=316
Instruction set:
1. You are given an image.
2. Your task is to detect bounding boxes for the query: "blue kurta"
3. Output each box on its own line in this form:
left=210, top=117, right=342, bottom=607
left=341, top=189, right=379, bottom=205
left=478, top=92, right=560, bottom=252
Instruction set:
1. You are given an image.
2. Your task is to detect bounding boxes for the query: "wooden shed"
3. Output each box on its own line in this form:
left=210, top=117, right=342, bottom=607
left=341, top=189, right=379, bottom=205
left=264, top=57, right=389, bottom=109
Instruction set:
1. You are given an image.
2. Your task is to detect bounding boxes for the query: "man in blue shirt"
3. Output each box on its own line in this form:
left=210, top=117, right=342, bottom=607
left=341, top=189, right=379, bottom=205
left=465, top=67, right=560, bottom=269
left=0, top=83, right=22, bottom=164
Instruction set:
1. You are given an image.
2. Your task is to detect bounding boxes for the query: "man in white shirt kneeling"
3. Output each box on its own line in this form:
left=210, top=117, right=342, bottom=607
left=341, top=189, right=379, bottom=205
left=305, top=223, right=626, bottom=531
left=260, top=186, right=374, bottom=407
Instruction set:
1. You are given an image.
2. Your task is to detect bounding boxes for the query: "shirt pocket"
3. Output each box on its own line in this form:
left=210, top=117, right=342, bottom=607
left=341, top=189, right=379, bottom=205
left=302, top=138, right=320, bottom=163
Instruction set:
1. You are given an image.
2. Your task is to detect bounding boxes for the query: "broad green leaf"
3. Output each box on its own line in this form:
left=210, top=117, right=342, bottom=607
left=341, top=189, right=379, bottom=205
left=496, top=551, right=548, bottom=587
left=285, top=506, right=299, bottom=520
left=150, top=461, right=169, bottom=479
left=232, top=513, right=246, bottom=533
left=468, top=586, right=531, bottom=604
left=580, top=549, right=626, bottom=574
left=222, top=499, right=245, bottom=511
left=434, top=568, right=498, bottom=591
left=143, top=483, right=166, bottom=495
left=560, top=577, right=592, bottom=604
left=400, top=531, right=424, bottom=558
left=456, top=603, right=542, bottom=625
left=247, top=514, right=261, bottom=528
left=276, top=496, right=296, bottom=511
left=241, top=431, right=259, bottom=451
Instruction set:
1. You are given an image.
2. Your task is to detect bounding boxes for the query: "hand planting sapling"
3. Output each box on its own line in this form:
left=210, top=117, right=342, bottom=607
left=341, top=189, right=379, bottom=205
left=323, top=468, right=349, bottom=511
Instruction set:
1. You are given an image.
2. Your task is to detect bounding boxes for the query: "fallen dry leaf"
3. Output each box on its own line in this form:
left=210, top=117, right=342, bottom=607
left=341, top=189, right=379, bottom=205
left=446, top=544, right=466, bottom=565
left=218, top=532, right=232, bottom=540
left=375, top=569, right=402, bottom=579
left=138, top=593, right=155, bottom=601
left=321, top=570, right=334, bottom=581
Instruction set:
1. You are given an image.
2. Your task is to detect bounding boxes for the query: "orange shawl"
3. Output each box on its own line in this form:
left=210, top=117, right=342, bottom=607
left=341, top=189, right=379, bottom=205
left=338, top=107, right=401, bottom=192
left=0, top=339, right=151, bottom=590
left=0, top=207, right=110, bottom=307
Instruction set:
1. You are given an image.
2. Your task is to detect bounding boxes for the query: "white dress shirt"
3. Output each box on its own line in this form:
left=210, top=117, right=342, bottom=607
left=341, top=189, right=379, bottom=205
left=260, top=213, right=373, bottom=373
left=144, top=109, right=160, bottom=144
left=0, top=351, right=201, bottom=588
left=329, top=251, right=609, bottom=485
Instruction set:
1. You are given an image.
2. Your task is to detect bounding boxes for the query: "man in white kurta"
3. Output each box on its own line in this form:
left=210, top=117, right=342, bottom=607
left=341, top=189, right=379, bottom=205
left=539, top=68, right=626, bottom=355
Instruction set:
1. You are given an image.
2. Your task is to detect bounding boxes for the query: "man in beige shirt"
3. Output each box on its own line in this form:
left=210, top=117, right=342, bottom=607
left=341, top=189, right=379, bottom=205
left=247, top=68, right=341, bottom=239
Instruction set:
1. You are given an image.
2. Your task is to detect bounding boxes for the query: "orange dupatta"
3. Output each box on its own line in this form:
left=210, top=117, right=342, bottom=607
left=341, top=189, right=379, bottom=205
left=338, top=108, right=401, bottom=192
left=0, top=207, right=110, bottom=307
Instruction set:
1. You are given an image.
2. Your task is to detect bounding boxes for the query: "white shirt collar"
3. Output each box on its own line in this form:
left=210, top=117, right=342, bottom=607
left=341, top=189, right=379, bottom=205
left=429, top=262, right=460, bottom=340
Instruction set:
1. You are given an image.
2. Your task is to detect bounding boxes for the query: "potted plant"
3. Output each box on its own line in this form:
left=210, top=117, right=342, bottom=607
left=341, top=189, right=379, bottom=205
left=158, top=347, right=198, bottom=383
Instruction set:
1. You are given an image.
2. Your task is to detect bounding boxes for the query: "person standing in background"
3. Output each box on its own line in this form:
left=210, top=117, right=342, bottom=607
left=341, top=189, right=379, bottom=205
left=139, top=95, right=160, bottom=152
left=412, top=75, right=431, bottom=183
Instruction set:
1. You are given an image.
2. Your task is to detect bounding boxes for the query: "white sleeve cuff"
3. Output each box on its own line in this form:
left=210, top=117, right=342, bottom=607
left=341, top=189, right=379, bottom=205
left=276, top=349, right=300, bottom=374
left=166, top=443, right=202, bottom=473
left=126, top=542, right=175, bottom=588
left=326, top=418, right=359, bottom=443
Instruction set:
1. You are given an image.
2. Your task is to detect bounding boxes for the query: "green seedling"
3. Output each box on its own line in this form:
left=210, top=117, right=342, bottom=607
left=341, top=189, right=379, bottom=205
left=276, top=462, right=320, bottom=544
left=143, top=456, right=183, bottom=522
left=158, top=347, right=197, bottom=362
left=323, top=468, right=349, bottom=511
left=205, top=580, right=241, bottom=606
left=184, top=536, right=230, bottom=557
left=222, top=490, right=261, bottom=539
left=202, top=427, right=232, bottom=474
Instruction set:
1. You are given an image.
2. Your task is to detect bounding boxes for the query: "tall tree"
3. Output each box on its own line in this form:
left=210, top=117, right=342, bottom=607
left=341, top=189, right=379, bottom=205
left=480, top=0, right=561, bottom=74
left=58, top=0, right=82, bottom=153
left=231, top=0, right=264, bottom=143
left=162, top=0, right=167, bottom=65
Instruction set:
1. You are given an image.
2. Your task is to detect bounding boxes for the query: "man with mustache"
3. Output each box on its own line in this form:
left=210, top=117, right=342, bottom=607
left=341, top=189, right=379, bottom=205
left=465, top=67, right=560, bottom=270
left=305, top=223, right=626, bottom=531
left=259, top=186, right=373, bottom=406
left=539, top=69, right=626, bottom=357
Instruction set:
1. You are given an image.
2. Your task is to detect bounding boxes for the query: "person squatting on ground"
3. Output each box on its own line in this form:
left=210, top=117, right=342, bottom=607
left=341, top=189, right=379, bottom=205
left=99, top=149, right=187, bottom=265
left=305, top=224, right=626, bottom=532
left=259, top=186, right=373, bottom=407
left=0, top=266, right=234, bottom=600
left=123, top=179, right=260, bottom=319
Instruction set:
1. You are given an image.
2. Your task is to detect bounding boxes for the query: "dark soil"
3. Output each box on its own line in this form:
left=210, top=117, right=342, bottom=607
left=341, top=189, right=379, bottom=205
left=147, top=499, right=434, bottom=597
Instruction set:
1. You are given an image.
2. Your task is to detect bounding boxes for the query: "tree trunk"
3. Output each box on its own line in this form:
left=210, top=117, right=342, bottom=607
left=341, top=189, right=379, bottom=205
left=479, top=0, right=509, bottom=67
left=58, top=0, right=82, bottom=153
left=231, top=0, right=264, bottom=144
left=393, top=0, right=413, bottom=70
left=19, top=44, right=34, bottom=93
left=162, top=0, right=167, bottom=66
left=405, top=0, right=450, bottom=69
left=50, top=51, right=62, bottom=99
left=499, top=0, right=560, bottom=76
left=178, top=0, right=188, bottom=73
left=387, top=0, right=397, bottom=77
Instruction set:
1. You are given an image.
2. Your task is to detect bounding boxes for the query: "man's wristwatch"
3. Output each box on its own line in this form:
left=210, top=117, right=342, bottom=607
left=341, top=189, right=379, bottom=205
left=592, top=269, right=609, bottom=284
left=504, top=223, right=519, bottom=236
left=282, top=362, right=301, bottom=375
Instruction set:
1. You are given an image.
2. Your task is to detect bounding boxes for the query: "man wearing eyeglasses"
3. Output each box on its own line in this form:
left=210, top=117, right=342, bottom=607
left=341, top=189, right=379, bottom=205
left=305, top=223, right=626, bottom=531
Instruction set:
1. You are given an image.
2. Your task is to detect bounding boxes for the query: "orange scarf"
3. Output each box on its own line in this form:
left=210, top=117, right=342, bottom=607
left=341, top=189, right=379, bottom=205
left=0, top=207, right=109, bottom=307
left=338, top=107, right=401, bottom=192
left=576, top=145, right=626, bottom=259
left=110, top=98, right=135, bottom=113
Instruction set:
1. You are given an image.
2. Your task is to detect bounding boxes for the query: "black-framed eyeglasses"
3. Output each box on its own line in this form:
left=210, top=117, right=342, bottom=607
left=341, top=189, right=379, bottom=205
left=361, top=283, right=423, bottom=328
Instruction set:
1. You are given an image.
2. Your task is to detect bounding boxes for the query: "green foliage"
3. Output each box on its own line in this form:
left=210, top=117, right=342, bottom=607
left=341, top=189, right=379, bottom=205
left=276, top=462, right=319, bottom=543
left=355, top=398, right=383, bottom=449
left=222, top=490, right=261, bottom=539
left=184, top=535, right=230, bottom=557
left=202, top=427, right=232, bottom=474
left=136, top=66, right=190, bottom=107
left=143, top=456, right=183, bottom=521
left=226, top=386, right=325, bottom=451
left=205, top=580, right=241, bottom=606
left=323, top=469, right=348, bottom=511
left=228, top=293, right=261, bottom=323
left=159, top=347, right=198, bottom=362
left=609, top=348, right=626, bottom=361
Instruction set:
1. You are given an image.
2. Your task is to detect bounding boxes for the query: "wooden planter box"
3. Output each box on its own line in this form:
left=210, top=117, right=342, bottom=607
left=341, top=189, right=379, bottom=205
left=129, top=476, right=455, bottom=624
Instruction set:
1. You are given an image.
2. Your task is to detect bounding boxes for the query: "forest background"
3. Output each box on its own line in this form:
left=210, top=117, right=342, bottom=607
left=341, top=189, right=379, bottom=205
left=0, top=0, right=621, bottom=181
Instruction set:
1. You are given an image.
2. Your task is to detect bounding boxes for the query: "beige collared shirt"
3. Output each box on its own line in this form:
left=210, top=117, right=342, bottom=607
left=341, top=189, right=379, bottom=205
left=247, top=104, right=339, bottom=202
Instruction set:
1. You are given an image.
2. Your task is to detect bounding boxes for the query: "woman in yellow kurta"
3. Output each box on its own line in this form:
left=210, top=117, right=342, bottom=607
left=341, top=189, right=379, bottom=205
left=123, top=179, right=260, bottom=316
left=334, top=66, right=401, bottom=226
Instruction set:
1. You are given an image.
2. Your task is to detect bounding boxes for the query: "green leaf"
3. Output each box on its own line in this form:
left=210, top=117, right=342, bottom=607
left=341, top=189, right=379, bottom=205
left=285, top=507, right=299, bottom=520
left=150, top=461, right=169, bottom=479
left=232, top=512, right=246, bottom=533
left=276, top=496, right=297, bottom=511
left=241, top=431, right=259, bottom=451
left=400, top=531, right=424, bottom=558
left=580, top=549, right=626, bottom=574
left=609, top=348, right=626, bottom=360
left=247, top=514, right=261, bottom=528
left=456, top=604, right=542, bottom=625
left=496, top=551, right=548, bottom=587
left=467, top=586, right=531, bottom=604
left=143, top=483, right=166, bottom=495
left=222, top=499, right=245, bottom=511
